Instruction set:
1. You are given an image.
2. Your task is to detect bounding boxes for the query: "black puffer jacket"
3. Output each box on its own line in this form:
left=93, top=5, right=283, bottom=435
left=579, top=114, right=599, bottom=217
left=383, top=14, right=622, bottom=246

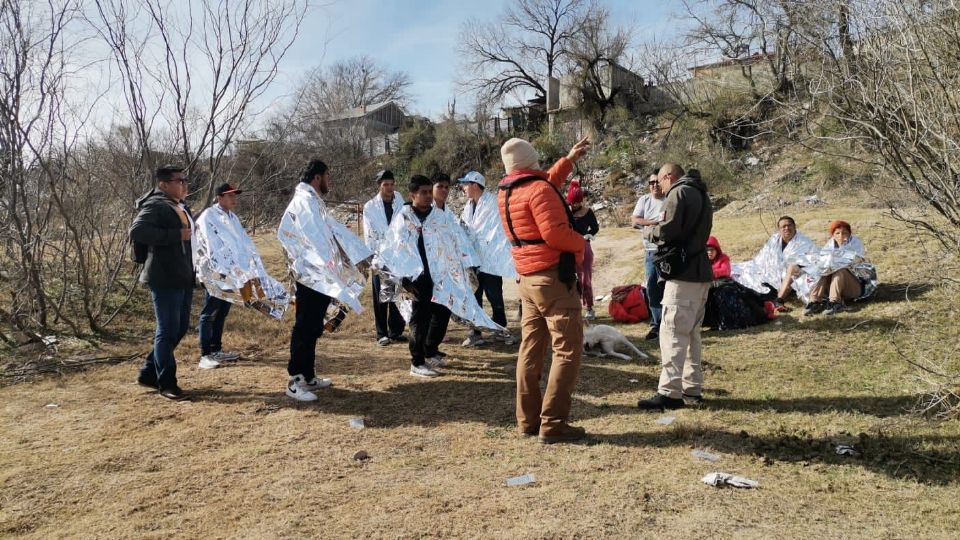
left=129, top=188, right=195, bottom=289
left=645, top=171, right=714, bottom=283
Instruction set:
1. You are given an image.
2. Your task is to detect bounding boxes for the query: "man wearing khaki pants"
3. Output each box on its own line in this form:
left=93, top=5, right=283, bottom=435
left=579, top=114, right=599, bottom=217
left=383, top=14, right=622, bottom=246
left=497, top=136, right=591, bottom=444
left=638, top=164, right=714, bottom=411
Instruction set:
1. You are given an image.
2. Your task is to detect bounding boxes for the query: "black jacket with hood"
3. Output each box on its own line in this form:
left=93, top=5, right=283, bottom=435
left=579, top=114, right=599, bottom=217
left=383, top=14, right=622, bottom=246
left=644, top=170, right=714, bottom=283
left=129, top=188, right=195, bottom=289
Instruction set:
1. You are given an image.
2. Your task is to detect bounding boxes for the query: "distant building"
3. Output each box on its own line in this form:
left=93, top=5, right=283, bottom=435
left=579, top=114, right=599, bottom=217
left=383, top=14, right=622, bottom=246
left=320, top=101, right=406, bottom=156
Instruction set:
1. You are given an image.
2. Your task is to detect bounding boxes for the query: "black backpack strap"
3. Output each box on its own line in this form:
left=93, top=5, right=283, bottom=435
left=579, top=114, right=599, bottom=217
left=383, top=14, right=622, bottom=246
left=499, top=175, right=548, bottom=248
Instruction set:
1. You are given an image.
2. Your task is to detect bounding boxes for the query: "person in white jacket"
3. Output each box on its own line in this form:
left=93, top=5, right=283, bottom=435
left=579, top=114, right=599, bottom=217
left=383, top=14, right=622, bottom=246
left=363, top=170, right=407, bottom=346
left=193, top=183, right=289, bottom=370
left=458, top=171, right=518, bottom=346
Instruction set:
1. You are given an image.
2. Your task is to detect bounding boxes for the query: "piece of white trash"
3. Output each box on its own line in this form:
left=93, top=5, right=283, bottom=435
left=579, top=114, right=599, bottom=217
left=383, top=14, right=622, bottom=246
left=628, top=378, right=639, bottom=384
left=691, top=449, right=721, bottom=462
left=835, top=444, right=859, bottom=457
left=45, top=403, right=59, bottom=409
left=506, top=474, right=536, bottom=487
left=349, top=418, right=365, bottom=429
left=655, top=416, right=676, bottom=426
left=701, top=472, right=759, bottom=488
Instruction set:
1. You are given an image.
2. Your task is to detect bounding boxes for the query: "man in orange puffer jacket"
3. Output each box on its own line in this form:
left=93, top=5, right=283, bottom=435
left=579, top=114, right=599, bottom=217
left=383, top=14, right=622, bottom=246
left=497, top=136, right=590, bottom=444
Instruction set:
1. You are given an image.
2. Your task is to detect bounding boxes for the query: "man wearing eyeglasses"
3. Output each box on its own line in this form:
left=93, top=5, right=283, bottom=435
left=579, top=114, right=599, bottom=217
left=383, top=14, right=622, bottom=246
left=129, top=165, right=196, bottom=401
left=631, top=169, right=667, bottom=340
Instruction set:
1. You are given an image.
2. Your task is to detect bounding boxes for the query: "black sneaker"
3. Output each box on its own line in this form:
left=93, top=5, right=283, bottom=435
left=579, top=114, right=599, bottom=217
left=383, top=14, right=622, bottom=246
left=682, top=393, right=704, bottom=406
left=158, top=386, right=188, bottom=401
left=823, top=302, right=845, bottom=315
left=137, top=376, right=159, bottom=390
left=644, top=328, right=659, bottom=341
left=389, top=335, right=408, bottom=343
left=803, top=301, right=827, bottom=316
left=637, top=393, right=685, bottom=412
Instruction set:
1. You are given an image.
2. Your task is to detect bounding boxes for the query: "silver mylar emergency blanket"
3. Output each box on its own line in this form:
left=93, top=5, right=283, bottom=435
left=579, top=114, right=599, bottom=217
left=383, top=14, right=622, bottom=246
left=375, top=205, right=503, bottom=331
left=793, top=235, right=878, bottom=303
left=436, top=204, right=481, bottom=268
left=460, top=191, right=518, bottom=279
left=193, top=204, right=290, bottom=319
left=362, top=194, right=405, bottom=252
left=277, top=182, right=373, bottom=313
left=732, top=231, right=819, bottom=294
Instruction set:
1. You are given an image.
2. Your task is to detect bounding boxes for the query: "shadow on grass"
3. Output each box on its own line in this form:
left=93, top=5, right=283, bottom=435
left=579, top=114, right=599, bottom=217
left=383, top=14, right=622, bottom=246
left=705, top=394, right=919, bottom=417
left=868, top=281, right=934, bottom=304
left=594, top=427, right=960, bottom=485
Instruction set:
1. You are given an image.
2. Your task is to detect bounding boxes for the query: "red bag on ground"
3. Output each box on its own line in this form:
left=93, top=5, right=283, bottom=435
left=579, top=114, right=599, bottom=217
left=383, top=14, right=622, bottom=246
left=608, top=284, right=650, bottom=323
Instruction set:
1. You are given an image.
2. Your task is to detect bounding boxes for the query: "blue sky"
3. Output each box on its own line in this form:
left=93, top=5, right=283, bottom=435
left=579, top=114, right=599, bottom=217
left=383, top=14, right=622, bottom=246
left=269, top=0, right=682, bottom=119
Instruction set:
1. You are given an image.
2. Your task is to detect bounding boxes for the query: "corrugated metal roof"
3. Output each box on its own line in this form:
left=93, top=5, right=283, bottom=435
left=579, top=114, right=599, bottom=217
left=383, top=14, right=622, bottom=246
left=324, top=100, right=402, bottom=122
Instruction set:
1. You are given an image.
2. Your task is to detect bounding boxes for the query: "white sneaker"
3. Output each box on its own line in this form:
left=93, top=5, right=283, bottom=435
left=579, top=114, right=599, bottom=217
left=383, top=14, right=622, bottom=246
left=585, top=309, right=596, bottom=321
left=410, top=365, right=439, bottom=378
left=495, top=331, right=517, bottom=345
left=211, top=350, right=240, bottom=361
left=377, top=336, right=392, bottom=346
left=461, top=334, right=485, bottom=347
left=426, top=356, right=448, bottom=369
left=305, top=376, right=332, bottom=390
left=285, top=374, right=318, bottom=401
left=198, top=355, right=221, bottom=370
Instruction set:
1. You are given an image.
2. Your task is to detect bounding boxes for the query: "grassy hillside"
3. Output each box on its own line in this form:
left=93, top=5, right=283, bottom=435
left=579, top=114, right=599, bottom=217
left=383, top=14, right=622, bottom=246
left=1, top=205, right=958, bottom=538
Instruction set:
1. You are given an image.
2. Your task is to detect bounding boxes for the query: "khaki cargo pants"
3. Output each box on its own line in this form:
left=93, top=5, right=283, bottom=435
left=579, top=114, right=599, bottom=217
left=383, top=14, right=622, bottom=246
left=657, top=280, right=710, bottom=399
left=516, top=266, right=583, bottom=436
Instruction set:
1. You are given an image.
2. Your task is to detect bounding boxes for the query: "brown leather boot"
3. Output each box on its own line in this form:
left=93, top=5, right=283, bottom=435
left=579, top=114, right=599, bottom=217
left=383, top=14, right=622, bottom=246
left=538, top=423, right=586, bottom=445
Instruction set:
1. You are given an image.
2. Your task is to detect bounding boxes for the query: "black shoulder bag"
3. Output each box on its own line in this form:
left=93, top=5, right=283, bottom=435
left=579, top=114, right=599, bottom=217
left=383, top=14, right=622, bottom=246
left=652, top=188, right=708, bottom=280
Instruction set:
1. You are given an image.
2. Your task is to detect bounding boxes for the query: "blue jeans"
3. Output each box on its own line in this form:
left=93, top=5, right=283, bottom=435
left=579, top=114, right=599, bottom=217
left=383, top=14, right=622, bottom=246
left=199, top=290, right=232, bottom=355
left=472, top=272, right=506, bottom=335
left=645, top=253, right=663, bottom=328
left=139, top=287, right=193, bottom=390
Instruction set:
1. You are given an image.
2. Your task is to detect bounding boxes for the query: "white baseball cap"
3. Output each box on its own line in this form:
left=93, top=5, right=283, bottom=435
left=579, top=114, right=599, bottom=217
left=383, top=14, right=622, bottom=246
left=457, top=171, right=486, bottom=187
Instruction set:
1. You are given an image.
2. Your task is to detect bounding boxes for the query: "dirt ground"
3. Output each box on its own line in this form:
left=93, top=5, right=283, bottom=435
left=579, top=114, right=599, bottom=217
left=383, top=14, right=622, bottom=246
left=2, top=207, right=959, bottom=538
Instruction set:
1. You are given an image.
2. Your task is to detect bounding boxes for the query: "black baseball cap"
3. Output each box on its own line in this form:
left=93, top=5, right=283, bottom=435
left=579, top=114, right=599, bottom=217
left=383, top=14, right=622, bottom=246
left=375, top=170, right=395, bottom=183
left=215, top=183, right=243, bottom=196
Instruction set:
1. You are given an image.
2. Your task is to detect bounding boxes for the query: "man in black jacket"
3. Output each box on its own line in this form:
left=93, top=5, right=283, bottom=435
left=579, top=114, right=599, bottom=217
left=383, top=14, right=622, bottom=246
left=637, top=164, right=714, bottom=411
left=129, top=165, right=195, bottom=401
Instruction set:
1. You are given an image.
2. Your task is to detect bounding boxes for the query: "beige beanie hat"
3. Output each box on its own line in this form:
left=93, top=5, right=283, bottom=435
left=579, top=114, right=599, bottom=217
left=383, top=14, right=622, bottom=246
left=501, top=138, right=540, bottom=173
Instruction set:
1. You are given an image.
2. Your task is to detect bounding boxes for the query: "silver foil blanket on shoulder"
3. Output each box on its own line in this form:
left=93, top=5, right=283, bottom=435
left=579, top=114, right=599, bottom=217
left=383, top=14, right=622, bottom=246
left=193, top=205, right=289, bottom=319
left=793, top=235, right=878, bottom=303
left=732, top=231, right=819, bottom=295
left=374, top=205, right=503, bottom=332
left=277, top=183, right=373, bottom=313
left=460, top=191, right=518, bottom=279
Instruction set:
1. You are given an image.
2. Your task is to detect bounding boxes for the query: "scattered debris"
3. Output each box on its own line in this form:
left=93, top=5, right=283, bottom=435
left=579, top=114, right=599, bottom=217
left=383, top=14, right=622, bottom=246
left=744, top=156, right=760, bottom=167
left=41, top=335, right=58, bottom=346
left=691, top=449, right=721, bottom=462
left=506, top=473, right=536, bottom=487
left=349, top=418, right=365, bottom=429
left=594, top=294, right=611, bottom=303
left=45, top=403, right=59, bottom=409
left=835, top=444, right=859, bottom=457
left=655, top=416, right=675, bottom=426
left=702, top=472, right=759, bottom=488
left=628, top=378, right=639, bottom=384
left=254, top=404, right=280, bottom=415
left=802, top=195, right=825, bottom=206
left=353, top=450, right=370, bottom=461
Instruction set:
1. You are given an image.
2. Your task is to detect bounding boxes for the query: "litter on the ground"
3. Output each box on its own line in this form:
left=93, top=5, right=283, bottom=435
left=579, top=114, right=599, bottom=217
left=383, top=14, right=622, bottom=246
left=835, top=444, right=859, bottom=457
left=655, top=416, right=675, bottom=426
left=349, top=418, right=365, bottom=429
left=45, top=403, right=59, bottom=408
left=628, top=378, right=639, bottom=384
left=701, top=472, right=759, bottom=488
left=41, top=335, right=58, bottom=346
left=691, top=449, right=721, bottom=462
left=506, top=474, right=536, bottom=487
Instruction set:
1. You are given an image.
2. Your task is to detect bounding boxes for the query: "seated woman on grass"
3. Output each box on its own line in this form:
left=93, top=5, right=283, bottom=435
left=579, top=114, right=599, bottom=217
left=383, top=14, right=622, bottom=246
left=800, top=220, right=877, bottom=316
left=703, top=236, right=774, bottom=330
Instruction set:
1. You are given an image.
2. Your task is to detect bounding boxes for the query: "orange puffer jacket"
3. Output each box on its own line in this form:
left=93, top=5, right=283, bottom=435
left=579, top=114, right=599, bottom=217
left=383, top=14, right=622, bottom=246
left=497, top=157, right=585, bottom=275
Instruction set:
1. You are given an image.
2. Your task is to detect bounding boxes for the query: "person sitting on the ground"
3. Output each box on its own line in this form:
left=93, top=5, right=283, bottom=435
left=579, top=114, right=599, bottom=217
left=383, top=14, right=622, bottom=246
left=732, top=215, right=818, bottom=310
left=706, top=235, right=731, bottom=279
left=703, top=236, right=773, bottom=330
left=799, top=220, right=878, bottom=316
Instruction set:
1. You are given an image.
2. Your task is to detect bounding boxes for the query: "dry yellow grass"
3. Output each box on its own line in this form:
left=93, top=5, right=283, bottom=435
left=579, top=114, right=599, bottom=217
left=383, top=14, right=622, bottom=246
left=1, top=206, right=959, bottom=538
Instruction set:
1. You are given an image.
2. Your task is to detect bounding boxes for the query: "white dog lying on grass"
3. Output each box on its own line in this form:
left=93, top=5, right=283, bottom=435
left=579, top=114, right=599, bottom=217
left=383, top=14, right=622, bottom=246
left=583, top=324, right=649, bottom=360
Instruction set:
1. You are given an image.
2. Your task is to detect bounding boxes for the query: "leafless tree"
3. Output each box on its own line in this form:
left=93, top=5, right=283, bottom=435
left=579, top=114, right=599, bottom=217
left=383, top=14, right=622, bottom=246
left=89, top=0, right=308, bottom=206
left=567, top=6, right=631, bottom=131
left=294, top=55, right=412, bottom=120
left=458, top=0, right=592, bottom=104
